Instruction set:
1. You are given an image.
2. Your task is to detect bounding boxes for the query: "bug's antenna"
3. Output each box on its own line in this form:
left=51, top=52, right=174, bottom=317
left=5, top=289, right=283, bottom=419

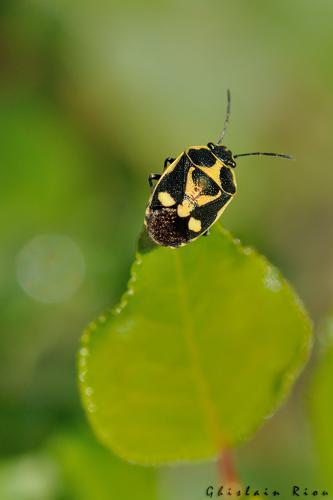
left=216, top=89, right=231, bottom=145
left=234, top=152, right=293, bottom=160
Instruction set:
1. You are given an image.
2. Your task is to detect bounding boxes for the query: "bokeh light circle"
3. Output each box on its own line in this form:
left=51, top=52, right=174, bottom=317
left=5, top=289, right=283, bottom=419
left=16, top=234, right=86, bottom=303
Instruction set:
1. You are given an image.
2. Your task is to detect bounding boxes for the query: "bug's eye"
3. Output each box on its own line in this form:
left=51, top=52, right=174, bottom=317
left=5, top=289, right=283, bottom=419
left=207, top=142, right=216, bottom=150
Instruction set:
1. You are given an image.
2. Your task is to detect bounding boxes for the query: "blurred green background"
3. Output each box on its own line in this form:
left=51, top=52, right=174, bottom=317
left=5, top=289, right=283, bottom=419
left=1, top=0, right=333, bottom=498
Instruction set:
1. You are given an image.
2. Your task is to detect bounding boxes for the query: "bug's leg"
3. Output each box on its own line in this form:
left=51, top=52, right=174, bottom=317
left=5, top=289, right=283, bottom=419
left=164, top=157, right=175, bottom=170
left=203, top=229, right=210, bottom=237
left=148, top=173, right=161, bottom=189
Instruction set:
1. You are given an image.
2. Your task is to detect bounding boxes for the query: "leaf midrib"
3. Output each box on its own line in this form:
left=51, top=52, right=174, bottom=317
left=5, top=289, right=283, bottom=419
left=173, top=250, right=225, bottom=449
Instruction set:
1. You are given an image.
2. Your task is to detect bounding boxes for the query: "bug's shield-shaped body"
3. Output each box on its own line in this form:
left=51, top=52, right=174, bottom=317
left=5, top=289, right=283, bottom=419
left=144, top=146, right=237, bottom=247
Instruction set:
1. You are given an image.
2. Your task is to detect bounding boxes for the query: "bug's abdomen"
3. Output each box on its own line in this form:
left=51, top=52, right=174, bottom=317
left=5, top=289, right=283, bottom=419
left=145, top=207, right=190, bottom=247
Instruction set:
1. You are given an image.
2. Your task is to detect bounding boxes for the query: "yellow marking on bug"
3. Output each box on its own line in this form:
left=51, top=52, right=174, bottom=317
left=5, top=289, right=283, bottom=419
left=185, top=166, right=197, bottom=197
left=188, top=217, right=202, bottom=232
left=196, top=191, right=222, bottom=207
left=184, top=167, right=222, bottom=207
left=158, top=191, right=176, bottom=207
left=177, top=199, right=193, bottom=217
left=199, top=162, right=224, bottom=188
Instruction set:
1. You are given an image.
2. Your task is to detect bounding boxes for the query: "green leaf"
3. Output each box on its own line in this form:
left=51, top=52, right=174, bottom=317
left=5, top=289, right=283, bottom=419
left=79, top=225, right=312, bottom=465
left=309, top=314, right=333, bottom=490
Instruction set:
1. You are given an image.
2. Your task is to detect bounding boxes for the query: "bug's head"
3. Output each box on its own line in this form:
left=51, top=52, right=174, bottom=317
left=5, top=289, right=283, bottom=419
left=207, top=143, right=236, bottom=168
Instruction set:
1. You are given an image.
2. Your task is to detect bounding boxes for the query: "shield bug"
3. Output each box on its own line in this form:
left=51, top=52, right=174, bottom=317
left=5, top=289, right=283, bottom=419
left=144, top=91, right=292, bottom=247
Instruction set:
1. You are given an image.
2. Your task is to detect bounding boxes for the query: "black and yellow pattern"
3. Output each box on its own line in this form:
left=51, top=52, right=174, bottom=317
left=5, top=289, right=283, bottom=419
left=144, top=144, right=237, bottom=247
